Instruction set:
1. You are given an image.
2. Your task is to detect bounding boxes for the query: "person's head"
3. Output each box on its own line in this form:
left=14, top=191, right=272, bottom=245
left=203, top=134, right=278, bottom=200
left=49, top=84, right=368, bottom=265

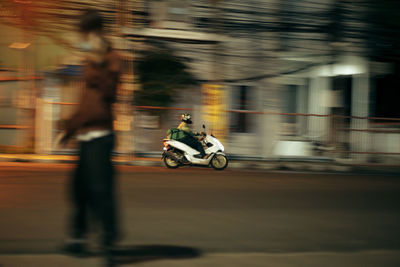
left=78, top=9, right=109, bottom=62
left=181, top=113, right=192, bottom=124
left=79, top=9, right=103, bottom=35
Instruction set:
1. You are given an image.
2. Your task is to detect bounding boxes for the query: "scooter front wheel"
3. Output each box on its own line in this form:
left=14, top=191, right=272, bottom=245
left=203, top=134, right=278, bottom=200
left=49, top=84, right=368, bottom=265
left=164, top=155, right=179, bottom=169
left=211, top=154, right=228, bottom=170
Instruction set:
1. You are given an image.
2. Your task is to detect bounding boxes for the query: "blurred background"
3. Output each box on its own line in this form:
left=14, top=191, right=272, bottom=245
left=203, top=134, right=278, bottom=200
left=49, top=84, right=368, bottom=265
left=1, top=0, right=400, bottom=164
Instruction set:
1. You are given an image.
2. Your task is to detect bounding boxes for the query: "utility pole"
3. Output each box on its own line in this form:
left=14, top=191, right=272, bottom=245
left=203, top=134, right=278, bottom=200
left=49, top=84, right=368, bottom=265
left=115, top=0, right=135, bottom=158
left=207, top=0, right=228, bottom=143
left=210, top=0, right=222, bottom=82
left=16, top=0, right=36, bottom=153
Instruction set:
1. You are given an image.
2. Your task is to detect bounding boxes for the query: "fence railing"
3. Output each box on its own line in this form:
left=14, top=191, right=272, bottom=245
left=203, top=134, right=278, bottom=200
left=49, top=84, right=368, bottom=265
left=1, top=102, right=400, bottom=164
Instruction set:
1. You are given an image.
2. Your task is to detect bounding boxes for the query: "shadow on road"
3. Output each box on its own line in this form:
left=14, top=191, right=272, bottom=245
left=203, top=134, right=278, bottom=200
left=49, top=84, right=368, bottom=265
left=111, top=245, right=201, bottom=265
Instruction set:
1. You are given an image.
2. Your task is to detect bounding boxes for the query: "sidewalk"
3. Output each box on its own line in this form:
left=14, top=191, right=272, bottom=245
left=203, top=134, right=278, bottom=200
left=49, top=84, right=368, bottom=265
left=0, top=153, right=399, bottom=174
left=1, top=250, right=400, bottom=267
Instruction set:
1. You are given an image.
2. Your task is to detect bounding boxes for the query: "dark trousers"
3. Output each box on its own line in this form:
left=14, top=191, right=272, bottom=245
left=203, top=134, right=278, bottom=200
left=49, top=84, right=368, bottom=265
left=180, top=136, right=206, bottom=156
left=70, top=133, right=117, bottom=246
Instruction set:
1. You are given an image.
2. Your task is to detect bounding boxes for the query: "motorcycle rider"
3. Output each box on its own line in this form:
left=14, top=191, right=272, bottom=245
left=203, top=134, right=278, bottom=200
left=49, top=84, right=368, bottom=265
left=177, top=113, right=207, bottom=158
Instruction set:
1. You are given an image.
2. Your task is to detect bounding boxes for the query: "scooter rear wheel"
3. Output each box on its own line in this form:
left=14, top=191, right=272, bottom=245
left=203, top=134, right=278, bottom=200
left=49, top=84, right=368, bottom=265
left=211, top=154, right=228, bottom=170
left=164, top=155, right=179, bottom=169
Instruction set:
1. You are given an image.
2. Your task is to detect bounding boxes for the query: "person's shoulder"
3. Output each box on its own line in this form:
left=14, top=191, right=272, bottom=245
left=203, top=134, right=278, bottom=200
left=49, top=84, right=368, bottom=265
left=107, top=49, right=122, bottom=71
left=109, top=49, right=121, bottom=58
left=177, top=123, right=186, bottom=129
left=107, top=49, right=122, bottom=62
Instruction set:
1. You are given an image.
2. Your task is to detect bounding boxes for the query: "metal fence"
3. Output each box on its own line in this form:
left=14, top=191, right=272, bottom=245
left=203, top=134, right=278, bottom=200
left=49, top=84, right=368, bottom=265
left=274, top=112, right=400, bottom=163
left=1, top=103, right=400, bottom=165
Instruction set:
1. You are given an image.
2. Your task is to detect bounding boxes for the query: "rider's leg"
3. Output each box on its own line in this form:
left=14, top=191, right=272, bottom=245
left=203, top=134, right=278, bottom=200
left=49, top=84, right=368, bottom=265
left=181, top=136, right=206, bottom=157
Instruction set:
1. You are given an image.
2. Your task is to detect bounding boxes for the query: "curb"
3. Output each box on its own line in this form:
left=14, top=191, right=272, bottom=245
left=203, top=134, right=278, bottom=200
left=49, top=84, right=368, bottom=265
left=2, top=155, right=399, bottom=174
left=1, top=250, right=400, bottom=267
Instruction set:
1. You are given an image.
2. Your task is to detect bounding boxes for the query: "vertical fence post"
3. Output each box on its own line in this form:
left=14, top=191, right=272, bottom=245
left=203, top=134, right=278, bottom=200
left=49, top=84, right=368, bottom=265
left=351, top=73, right=370, bottom=163
left=36, top=99, right=53, bottom=154
left=308, top=77, right=330, bottom=143
left=34, top=98, right=43, bottom=154
left=261, top=110, right=279, bottom=159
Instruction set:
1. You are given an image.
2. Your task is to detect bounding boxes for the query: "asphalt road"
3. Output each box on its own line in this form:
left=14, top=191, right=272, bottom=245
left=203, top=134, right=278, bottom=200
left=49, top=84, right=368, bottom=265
left=1, top=162, right=400, bottom=255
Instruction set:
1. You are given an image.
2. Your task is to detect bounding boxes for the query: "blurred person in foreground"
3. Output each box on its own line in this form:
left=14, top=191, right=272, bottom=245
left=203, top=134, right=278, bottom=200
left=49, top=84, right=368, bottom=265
left=58, top=8, right=121, bottom=266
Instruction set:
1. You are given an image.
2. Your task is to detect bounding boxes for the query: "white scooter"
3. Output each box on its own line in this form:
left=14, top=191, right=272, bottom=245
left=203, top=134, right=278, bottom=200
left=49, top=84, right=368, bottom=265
left=161, top=125, right=228, bottom=170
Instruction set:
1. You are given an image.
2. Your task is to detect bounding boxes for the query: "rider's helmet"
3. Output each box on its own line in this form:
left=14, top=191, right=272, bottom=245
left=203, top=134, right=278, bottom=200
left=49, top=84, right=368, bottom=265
left=181, top=113, right=192, bottom=124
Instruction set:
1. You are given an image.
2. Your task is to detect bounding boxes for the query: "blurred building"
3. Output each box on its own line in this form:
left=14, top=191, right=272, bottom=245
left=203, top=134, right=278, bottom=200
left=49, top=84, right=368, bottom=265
left=123, top=0, right=398, bottom=163
left=0, top=1, right=135, bottom=154
left=0, top=22, right=65, bottom=153
left=0, top=0, right=399, bottom=163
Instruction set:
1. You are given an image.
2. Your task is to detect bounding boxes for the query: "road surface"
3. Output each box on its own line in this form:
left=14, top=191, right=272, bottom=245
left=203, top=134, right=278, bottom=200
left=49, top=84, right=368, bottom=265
left=0, top=162, right=400, bottom=266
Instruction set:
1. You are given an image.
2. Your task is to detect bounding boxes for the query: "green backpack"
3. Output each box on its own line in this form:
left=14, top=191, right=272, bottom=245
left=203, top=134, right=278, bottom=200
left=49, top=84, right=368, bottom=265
left=167, top=128, right=186, bottom=140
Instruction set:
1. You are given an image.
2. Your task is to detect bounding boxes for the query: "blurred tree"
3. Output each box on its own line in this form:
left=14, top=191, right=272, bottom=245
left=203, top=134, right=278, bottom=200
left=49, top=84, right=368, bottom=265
left=134, top=48, right=198, bottom=108
left=363, top=0, right=400, bottom=62
left=363, top=0, right=400, bottom=119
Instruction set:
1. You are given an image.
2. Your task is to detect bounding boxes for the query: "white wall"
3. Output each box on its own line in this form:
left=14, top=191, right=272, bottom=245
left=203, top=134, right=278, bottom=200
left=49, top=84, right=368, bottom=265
left=350, top=73, right=370, bottom=162
left=307, top=77, right=330, bottom=141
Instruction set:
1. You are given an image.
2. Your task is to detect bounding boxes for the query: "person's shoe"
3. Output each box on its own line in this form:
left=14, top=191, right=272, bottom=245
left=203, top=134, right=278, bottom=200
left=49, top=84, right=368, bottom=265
left=103, top=245, right=117, bottom=267
left=105, top=255, right=117, bottom=267
left=104, top=251, right=116, bottom=267
left=60, top=241, right=88, bottom=257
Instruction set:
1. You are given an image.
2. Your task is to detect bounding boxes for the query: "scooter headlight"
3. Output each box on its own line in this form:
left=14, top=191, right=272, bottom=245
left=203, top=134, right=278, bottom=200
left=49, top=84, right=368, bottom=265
left=163, top=140, right=169, bottom=148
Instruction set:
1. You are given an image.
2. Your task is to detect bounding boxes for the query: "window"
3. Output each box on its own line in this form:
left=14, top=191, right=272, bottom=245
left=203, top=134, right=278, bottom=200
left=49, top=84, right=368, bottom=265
left=230, top=85, right=255, bottom=133
left=168, top=0, right=189, bottom=21
left=282, top=85, right=298, bottom=123
left=373, top=74, right=400, bottom=119
left=148, top=0, right=190, bottom=29
left=149, top=1, right=168, bottom=28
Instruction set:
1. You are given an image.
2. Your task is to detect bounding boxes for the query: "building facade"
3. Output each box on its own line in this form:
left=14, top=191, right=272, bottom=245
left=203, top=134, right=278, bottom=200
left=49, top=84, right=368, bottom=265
left=1, top=0, right=398, bottom=163
left=124, top=0, right=399, bottom=163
